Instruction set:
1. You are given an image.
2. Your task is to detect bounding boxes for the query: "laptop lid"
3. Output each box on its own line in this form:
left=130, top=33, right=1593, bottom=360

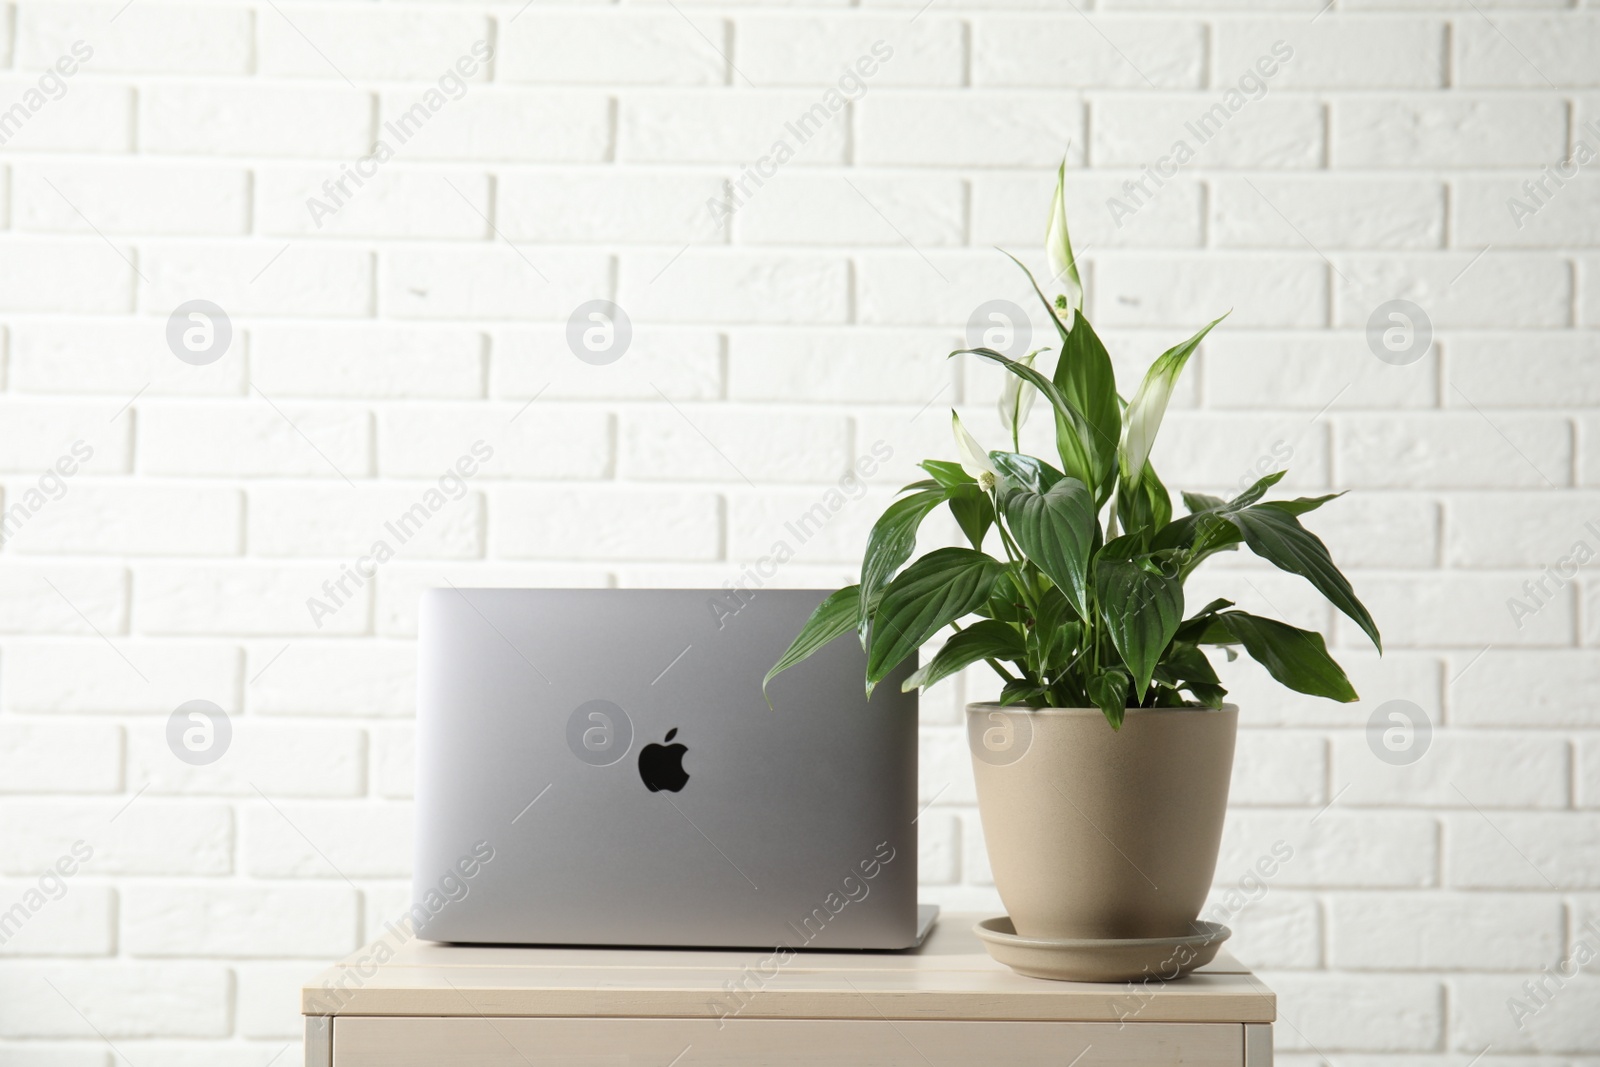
left=413, top=588, right=920, bottom=950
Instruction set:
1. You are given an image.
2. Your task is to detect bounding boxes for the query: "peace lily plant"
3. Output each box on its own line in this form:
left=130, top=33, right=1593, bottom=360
left=766, top=163, right=1382, bottom=730
left=762, top=161, right=1382, bottom=980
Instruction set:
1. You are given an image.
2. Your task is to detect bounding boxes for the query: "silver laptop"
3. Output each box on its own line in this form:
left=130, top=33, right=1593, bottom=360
left=413, top=587, right=934, bottom=950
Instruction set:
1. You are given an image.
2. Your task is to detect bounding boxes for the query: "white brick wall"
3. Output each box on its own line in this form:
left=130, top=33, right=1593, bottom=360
left=0, top=1, right=1594, bottom=1063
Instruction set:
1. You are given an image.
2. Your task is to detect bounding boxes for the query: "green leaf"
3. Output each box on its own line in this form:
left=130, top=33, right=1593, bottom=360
left=764, top=585, right=862, bottom=702
left=998, top=248, right=1071, bottom=346
left=1030, top=584, right=1080, bottom=665
left=947, top=483, right=995, bottom=550
left=1181, top=490, right=1226, bottom=514
left=856, top=487, right=948, bottom=645
left=1229, top=505, right=1382, bottom=652
left=1219, top=611, right=1358, bottom=703
left=867, top=548, right=1006, bottom=694
left=902, top=619, right=1026, bottom=692
left=999, top=678, right=1047, bottom=707
left=1004, top=477, right=1096, bottom=619
left=1117, top=462, right=1173, bottom=543
left=1119, top=314, right=1227, bottom=482
left=920, top=459, right=974, bottom=490
left=1087, top=668, right=1131, bottom=730
left=1257, top=492, right=1345, bottom=517
left=1094, top=558, right=1184, bottom=697
left=990, top=451, right=1065, bottom=496
left=1053, top=308, right=1122, bottom=499
left=1174, top=598, right=1235, bottom=643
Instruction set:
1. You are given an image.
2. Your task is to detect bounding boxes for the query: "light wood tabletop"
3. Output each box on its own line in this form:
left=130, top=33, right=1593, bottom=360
left=303, top=912, right=1276, bottom=1066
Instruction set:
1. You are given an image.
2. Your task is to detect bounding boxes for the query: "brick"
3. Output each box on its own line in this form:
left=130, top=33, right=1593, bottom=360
left=740, top=16, right=964, bottom=86
left=137, top=403, right=371, bottom=479
left=122, top=884, right=358, bottom=957
left=857, top=249, right=1037, bottom=328
left=1588, top=414, right=1600, bottom=485
left=620, top=91, right=848, bottom=164
left=134, top=564, right=372, bottom=637
left=1211, top=176, right=1445, bottom=250
left=1446, top=812, right=1600, bottom=888
left=860, top=92, right=1083, bottom=166
left=1444, top=492, right=1600, bottom=567
left=0, top=723, right=121, bottom=794
left=142, top=84, right=373, bottom=158
left=376, top=406, right=612, bottom=480
left=1337, top=413, right=1571, bottom=489
left=1203, top=331, right=1439, bottom=408
left=1262, top=972, right=1443, bottom=1051
left=500, top=11, right=727, bottom=85
left=374, top=563, right=610, bottom=637
left=726, top=485, right=889, bottom=563
left=619, top=408, right=850, bottom=482
left=17, top=3, right=251, bottom=74
left=1450, top=974, right=1600, bottom=1054
left=0, top=78, right=132, bottom=153
left=1230, top=730, right=1327, bottom=806
left=1222, top=811, right=1438, bottom=889
left=258, top=8, right=490, bottom=82
left=972, top=171, right=1205, bottom=249
left=917, top=811, right=961, bottom=885
left=244, top=801, right=410, bottom=878
left=237, top=962, right=319, bottom=1039
left=619, top=252, right=849, bottom=324
left=125, top=721, right=364, bottom=798
left=373, top=724, right=414, bottom=799
left=1583, top=735, right=1600, bottom=807
left=492, top=488, right=721, bottom=561
left=733, top=173, right=965, bottom=246
left=250, top=325, right=485, bottom=400
left=8, top=320, right=246, bottom=398
left=248, top=485, right=484, bottom=559
left=1307, top=492, right=1440, bottom=570
left=1202, top=889, right=1320, bottom=970
left=1091, top=97, right=1325, bottom=169
left=1334, top=730, right=1569, bottom=808
left=142, top=243, right=373, bottom=318
left=490, top=327, right=723, bottom=402
left=0, top=881, right=114, bottom=956
left=728, top=329, right=954, bottom=402
left=1093, top=255, right=1327, bottom=327
left=12, top=164, right=249, bottom=236
left=0, top=566, right=126, bottom=637
left=2, top=484, right=242, bottom=557
left=1450, top=650, right=1600, bottom=727
left=974, top=16, right=1203, bottom=88
left=2, top=640, right=239, bottom=715
left=0, top=964, right=230, bottom=1038
left=1448, top=332, right=1600, bottom=408
left=0, top=242, right=133, bottom=314
left=498, top=171, right=728, bottom=244
left=1354, top=572, right=1573, bottom=648
left=0, top=802, right=232, bottom=876
left=1153, top=413, right=1331, bottom=492
left=376, top=89, right=612, bottom=163
left=0, top=401, right=131, bottom=473
left=247, top=640, right=414, bottom=718
left=1333, top=97, right=1565, bottom=168
left=1216, top=17, right=1446, bottom=89
left=106, top=1042, right=296, bottom=1067
left=1458, top=15, right=1600, bottom=86
left=1455, top=174, right=1600, bottom=247
left=256, top=168, right=491, bottom=240
left=379, top=247, right=611, bottom=321
left=1329, top=891, right=1562, bottom=970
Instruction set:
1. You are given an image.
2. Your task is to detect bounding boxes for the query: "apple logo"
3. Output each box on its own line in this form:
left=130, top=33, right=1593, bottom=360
left=638, top=728, right=689, bottom=793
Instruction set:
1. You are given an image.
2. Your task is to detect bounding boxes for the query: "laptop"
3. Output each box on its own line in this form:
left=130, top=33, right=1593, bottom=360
left=413, top=587, right=935, bottom=950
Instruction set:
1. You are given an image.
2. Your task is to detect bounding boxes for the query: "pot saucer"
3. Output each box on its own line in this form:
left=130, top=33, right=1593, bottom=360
left=974, top=916, right=1231, bottom=983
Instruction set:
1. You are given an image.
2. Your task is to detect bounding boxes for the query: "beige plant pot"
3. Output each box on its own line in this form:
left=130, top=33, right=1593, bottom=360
left=967, top=703, right=1239, bottom=941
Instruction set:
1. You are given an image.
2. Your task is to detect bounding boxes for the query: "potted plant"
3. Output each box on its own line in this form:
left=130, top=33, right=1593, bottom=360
left=765, top=163, right=1380, bottom=982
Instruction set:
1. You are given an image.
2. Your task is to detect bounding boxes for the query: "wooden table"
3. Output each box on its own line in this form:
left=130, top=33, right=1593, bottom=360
left=302, top=912, right=1275, bottom=1066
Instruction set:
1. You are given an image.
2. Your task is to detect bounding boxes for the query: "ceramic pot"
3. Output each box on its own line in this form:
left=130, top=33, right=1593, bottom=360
left=967, top=703, right=1238, bottom=941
